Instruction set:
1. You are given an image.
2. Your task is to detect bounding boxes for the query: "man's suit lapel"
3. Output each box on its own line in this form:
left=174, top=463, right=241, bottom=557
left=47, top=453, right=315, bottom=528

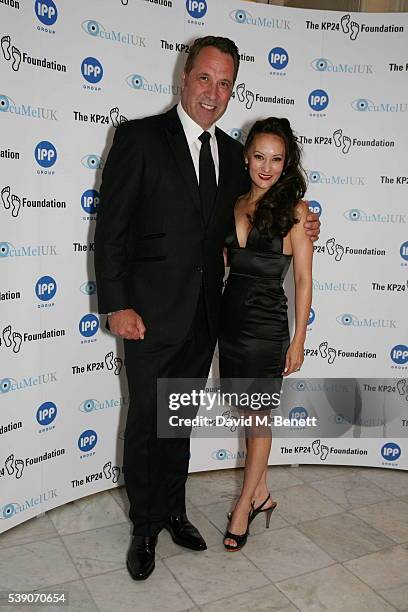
left=164, top=106, right=202, bottom=224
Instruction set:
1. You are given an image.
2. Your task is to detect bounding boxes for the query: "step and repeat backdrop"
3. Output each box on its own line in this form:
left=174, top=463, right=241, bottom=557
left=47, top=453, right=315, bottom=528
left=1, top=0, right=407, bottom=532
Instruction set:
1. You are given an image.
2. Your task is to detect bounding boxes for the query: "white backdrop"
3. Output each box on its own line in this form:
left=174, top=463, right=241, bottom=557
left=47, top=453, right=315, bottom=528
left=1, top=0, right=407, bottom=532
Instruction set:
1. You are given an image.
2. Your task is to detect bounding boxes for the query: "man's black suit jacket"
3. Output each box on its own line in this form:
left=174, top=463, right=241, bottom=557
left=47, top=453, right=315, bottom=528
left=94, top=105, right=248, bottom=344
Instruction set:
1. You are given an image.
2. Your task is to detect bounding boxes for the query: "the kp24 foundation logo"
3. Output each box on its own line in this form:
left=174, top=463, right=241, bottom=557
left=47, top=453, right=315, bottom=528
left=0, top=325, right=22, bottom=353
left=1, top=35, right=21, bottom=71
left=232, top=82, right=294, bottom=111
left=1, top=185, right=21, bottom=218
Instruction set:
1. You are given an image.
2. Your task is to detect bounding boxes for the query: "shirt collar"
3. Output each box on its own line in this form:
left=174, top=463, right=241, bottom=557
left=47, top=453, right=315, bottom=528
left=177, top=101, right=216, bottom=146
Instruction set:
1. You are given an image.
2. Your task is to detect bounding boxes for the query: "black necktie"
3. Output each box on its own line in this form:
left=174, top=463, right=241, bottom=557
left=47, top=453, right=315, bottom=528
left=198, top=131, right=217, bottom=226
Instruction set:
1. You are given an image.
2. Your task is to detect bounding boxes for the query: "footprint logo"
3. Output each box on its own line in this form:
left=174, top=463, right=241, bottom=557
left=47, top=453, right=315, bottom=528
left=327, top=347, right=337, bottom=364
left=110, top=107, right=128, bottom=128
left=333, top=129, right=342, bottom=148
left=235, top=82, right=245, bottom=102
left=335, top=243, right=344, bottom=261
left=245, top=89, right=254, bottom=110
left=350, top=22, right=360, bottom=41
left=105, top=352, right=123, bottom=375
left=340, top=14, right=360, bottom=40
left=320, top=444, right=329, bottom=460
left=11, top=194, right=21, bottom=218
left=1, top=186, right=11, bottom=209
left=1, top=186, right=22, bottom=218
left=5, top=454, right=24, bottom=479
left=2, top=325, right=12, bottom=348
left=114, top=357, right=123, bottom=375
left=1, top=36, right=21, bottom=71
left=341, top=14, right=351, bottom=34
left=397, top=379, right=408, bottom=400
left=1, top=326, right=22, bottom=353
left=319, top=341, right=328, bottom=358
left=319, top=341, right=337, bottom=364
left=105, top=351, right=114, bottom=370
left=326, top=237, right=335, bottom=255
left=312, top=439, right=321, bottom=455
left=342, top=136, right=351, bottom=155
left=103, top=460, right=121, bottom=483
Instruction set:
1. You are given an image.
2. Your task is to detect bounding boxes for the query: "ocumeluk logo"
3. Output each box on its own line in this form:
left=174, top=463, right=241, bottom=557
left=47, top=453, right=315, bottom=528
left=186, top=0, right=207, bottom=19
left=35, top=0, right=58, bottom=27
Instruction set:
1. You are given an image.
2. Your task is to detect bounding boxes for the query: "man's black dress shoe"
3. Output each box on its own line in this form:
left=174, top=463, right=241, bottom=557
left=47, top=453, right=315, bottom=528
left=165, top=513, right=207, bottom=551
left=126, top=535, right=157, bottom=580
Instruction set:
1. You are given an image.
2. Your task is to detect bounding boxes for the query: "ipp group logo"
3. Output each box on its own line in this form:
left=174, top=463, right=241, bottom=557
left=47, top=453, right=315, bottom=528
left=186, top=0, right=207, bottom=23
left=308, top=200, right=322, bottom=217
left=35, top=275, right=57, bottom=308
left=351, top=98, right=408, bottom=113
left=78, top=429, right=98, bottom=458
left=81, top=189, right=99, bottom=220
left=81, top=19, right=146, bottom=48
left=80, top=280, right=97, bottom=296
left=126, top=73, right=181, bottom=97
left=268, top=47, right=289, bottom=76
left=79, top=314, right=99, bottom=343
left=381, top=442, right=401, bottom=464
left=229, top=8, right=290, bottom=30
left=36, top=400, right=57, bottom=432
left=390, top=345, right=408, bottom=368
left=35, top=0, right=58, bottom=33
left=0, top=93, right=57, bottom=121
left=34, top=140, right=57, bottom=174
left=308, top=308, right=315, bottom=327
left=310, top=57, right=373, bottom=75
left=308, top=89, right=329, bottom=116
left=81, top=57, right=103, bottom=91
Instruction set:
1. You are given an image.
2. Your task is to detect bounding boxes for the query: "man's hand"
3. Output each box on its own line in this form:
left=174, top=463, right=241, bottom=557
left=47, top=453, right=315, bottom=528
left=304, top=210, right=321, bottom=242
left=108, top=309, right=146, bottom=340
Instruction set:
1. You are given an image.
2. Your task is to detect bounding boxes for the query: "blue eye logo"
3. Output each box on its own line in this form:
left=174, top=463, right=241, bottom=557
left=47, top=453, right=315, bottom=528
left=311, top=58, right=333, bottom=72
left=381, top=442, right=401, bottom=461
left=390, top=345, right=408, bottom=365
left=229, top=9, right=249, bottom=24
left=186, top=0, right=207, bottom=19
left=36, top=401, right=57, bottom=425
left=81, top=19, right=104, bottom=37
left=0, top=94, right=15, bottom=112
left=81, top=189, right=100, bottom=214
left=35, top=275, right=57, bottom=301
left=81, top=154, right=104, bottom=170
left=268, top=47, right=289, bottom=70
left=81, top=57, right=103, bottom=84
left=400, top=241, right=408, bottom=261
left=351, top=98, right=374, bottom=111
left=0, top=378, right=16, bottom=393
left=80, top=281, right=97, bottom=295
left=78, top=429, right=98, bottom=452
left=35, top=0, right=58, bottom=26
left=289, top=407, right=308, bottom=420
left=0, top=242, right=13, bottom=258
left=211, top=449, right=230, bottom=461
left=79, top=314, right=99, bottom=338
left=308, top=201, right=322, bottom=217
left=336, top=313, right=355, bottom=326
left=309, top=171, right=323, bottom=184
left=35, top=141, right=57, bottom=168
left=228, top=128, right=246, bottom=143
left=0, top=502, right=19, bottom=519
left=308, top=308, right=315, bottom=325
left=294, top=380, right=306, bottom=391
left=344, top=208, right=363, bottom=221
left=79, top=399, right=100, bottom=413
left=335, top=414, right=345, bottom=424
left=126, top=74, right=147, bottom=90
left=308, top=89, right=329, bottom=111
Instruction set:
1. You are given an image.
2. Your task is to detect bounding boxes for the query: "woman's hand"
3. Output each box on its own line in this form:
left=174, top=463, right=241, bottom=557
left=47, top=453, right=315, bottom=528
left=282, top=339, right=304, bottom=376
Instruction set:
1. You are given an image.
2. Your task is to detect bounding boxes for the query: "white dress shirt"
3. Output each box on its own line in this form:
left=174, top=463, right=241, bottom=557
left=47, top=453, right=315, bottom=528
left=177, top=101, right=219, bottom=184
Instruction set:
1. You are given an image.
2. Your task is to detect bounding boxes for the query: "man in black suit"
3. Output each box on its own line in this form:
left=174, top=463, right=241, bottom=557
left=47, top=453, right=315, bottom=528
left=94, top=36, right=320, bottom=580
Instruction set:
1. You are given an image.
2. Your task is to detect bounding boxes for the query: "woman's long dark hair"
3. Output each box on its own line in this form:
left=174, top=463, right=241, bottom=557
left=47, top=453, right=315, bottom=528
left=244, top=117, right=307, bottom=237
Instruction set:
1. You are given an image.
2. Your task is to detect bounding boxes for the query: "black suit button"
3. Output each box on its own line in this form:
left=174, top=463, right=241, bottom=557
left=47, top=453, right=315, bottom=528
left=195, top=266, right=203, bottom=273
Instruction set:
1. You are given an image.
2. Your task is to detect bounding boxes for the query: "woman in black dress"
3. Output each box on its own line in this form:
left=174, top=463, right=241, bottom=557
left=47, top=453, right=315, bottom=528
left=219, top=118, right=313, bottom=551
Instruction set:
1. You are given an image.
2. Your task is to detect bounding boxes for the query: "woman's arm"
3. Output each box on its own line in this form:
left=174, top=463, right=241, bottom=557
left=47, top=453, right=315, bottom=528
left=283, top=201, right=313, bottom=376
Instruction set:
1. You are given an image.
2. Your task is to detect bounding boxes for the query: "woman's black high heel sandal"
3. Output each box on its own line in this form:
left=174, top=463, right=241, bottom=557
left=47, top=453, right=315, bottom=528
left=224, top=510, right=251, bottom=552
left=250, top=493, right=277, bottom=528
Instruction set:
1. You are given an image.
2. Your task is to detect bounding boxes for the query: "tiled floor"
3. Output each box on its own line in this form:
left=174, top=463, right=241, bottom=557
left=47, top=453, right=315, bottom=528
left=1, top=465, right=408, bottom=611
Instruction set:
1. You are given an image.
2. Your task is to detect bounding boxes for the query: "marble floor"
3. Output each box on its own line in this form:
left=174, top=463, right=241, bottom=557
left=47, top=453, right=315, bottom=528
left=1, top=464, right=408, bottom=611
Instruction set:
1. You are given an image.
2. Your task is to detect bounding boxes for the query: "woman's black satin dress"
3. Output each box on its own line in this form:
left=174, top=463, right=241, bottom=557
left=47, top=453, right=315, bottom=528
left=219, top=222, right=292, bottom=384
